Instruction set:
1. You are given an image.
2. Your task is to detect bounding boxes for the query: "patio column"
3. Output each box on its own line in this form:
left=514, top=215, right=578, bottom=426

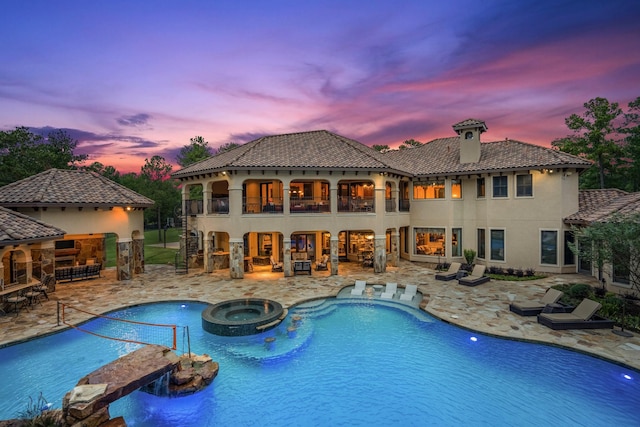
left=330, top=236, right=339, bottom=276
left=117, top=237, right=132, bottom=280
left=390, top=231, right=400, bottom=267
left=283, top=238, right=292, bottom=277
left=373, top=235, right=387, bottom=274
left=203, top=234, right=213, bottom=273
left=229, top=238, right=244, bottom=279
left=132, top=236, right=144, bottom=274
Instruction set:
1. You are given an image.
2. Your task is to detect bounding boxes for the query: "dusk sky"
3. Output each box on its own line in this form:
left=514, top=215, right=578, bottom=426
left=2, top=1, right=639, bottom=173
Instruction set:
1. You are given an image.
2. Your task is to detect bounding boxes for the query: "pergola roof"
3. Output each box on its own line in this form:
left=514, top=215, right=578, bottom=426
left=0, top=206, right=66, bottom=246
left=0, top=168, right=155, bottom=208
left=564, top=189, right=640, bottom=224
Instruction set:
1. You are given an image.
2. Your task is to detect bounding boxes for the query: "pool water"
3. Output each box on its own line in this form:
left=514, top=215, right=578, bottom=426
left=1, top=300, right=638, bottom=426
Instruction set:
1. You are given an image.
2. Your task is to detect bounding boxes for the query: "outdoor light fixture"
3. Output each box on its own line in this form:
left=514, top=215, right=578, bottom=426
left=470, top=336, right=478, bottom=342
left=125, top=206, right=132, bottom=211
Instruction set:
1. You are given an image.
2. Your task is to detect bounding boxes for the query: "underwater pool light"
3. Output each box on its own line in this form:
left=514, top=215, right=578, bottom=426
left=470, top=336, right=478, bottom=342
left=623, top=374, right=633, bottom=380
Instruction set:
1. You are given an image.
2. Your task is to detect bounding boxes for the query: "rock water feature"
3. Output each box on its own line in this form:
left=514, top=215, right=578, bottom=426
left=59, top=345, right=218, bottom=427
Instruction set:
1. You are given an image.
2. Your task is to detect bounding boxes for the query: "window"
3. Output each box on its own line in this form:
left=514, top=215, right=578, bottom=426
left=415, top=227, right=446, bottom=256
left=452, top=228, right=462, bottom=257
left=563, top=231, right=575, bottom=265
left=451, top=179, right=462, bottom=199
left=541, top=230, right=558, bottom=265
left=476, top=178, right=485, bottom=198
left=490, top=229, right=505, bottom=261
left=516, top=174, right=533, bottom=197
left=492, top=176, right=508, bottom=197
left=477, top=228, right=485, bottom=259
left=413, top=180, right=445, bottom=199
left=612, top=246, right=630, bottom=285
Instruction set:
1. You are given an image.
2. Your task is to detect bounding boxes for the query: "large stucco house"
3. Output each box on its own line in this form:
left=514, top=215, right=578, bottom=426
left=173, top=119, right=630, bottom=286
left=0, top=169, right=154, bottom=283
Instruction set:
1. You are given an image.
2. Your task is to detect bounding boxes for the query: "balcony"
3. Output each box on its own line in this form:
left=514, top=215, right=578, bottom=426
left=338, top=197, right=375, bottom=213
left=209, top=197, right=229, bottom=214
left=399, top=199, right=410, bottom=212
left=185, top=199, right=203, bottom=216
left=289, top=197, right=330, bottom=214
left=385, top=198, right=396, bottom=212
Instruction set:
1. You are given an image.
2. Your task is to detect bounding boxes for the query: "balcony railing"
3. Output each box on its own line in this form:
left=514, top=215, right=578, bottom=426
left=337, top=196, right=375, bottom=213
left=399, top=199, right=410, bottom=212
left=385, top=198, right=396, bottom=212
left=185, top=199, right=203, bottom=216
left=289, top=197, right=330, bottom=213
left=244, top=197, right=284, bottom=214
left=209, top=197, right=229, bottom=214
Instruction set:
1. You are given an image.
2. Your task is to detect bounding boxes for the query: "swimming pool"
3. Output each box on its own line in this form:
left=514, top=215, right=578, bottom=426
left=1, top=299, right=638, bottom=426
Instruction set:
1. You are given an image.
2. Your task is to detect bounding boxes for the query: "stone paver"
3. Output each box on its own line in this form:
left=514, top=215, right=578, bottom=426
left=1, top=261, right=639, bottom=371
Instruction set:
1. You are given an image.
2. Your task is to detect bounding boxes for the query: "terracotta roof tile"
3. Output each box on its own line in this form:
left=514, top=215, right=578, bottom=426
left=0, top=169, right=155, bottom=208
left=386, top=138, right=592, bottom=176
left=173, top=130, right=410, bottom=178
left=0, top=206, right=65, bottom=245
left=565, top=189, right=640, bottom=224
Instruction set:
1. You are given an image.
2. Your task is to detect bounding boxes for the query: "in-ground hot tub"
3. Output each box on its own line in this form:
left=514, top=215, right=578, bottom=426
left=202, top=298, right=284, bottom=336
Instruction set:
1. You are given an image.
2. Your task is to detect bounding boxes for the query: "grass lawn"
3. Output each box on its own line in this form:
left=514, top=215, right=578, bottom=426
left=104, top=228, right=181, bottom=267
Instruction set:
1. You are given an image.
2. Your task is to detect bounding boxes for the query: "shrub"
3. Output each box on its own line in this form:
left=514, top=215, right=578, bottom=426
left=463, top=249, right=476, bottom=265
left=567, top=283, right=593, bottom=300
left=525, top=267, right=536, bottom=277
left=488, top=266, right=503, bottom=275
left=515, top=268, right=524, bottom=277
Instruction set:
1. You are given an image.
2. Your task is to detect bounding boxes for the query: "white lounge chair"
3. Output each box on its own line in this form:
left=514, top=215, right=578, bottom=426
left=351, top=280, right=367, bottom=296
left=380, top=282, right=397, bottom=299
left=399, top=284, right=418, bottom=301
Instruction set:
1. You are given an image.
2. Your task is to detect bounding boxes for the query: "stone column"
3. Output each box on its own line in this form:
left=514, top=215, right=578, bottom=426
left=283, top=238, right=292, bottom=277
left=330, top=236, right=339, bottom=276
left=117, top=238, right=132, bottom=280
left=373, top=235, right=387, bottom=274
left=132, top=237, right=144, bottom=274
left=229, top=238, right=244, bottom=279
left=204, top=235, right=214, bottom=273
left=390, top=231, right=400, bottom=267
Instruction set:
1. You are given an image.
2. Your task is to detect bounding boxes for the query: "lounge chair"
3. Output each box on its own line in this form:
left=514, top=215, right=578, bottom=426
left=458, top=265, right=489, bottom=286
left=270, top=256, right=284, bottom=272
left=351, top=280, right=367, bottom=296
left=399, top=284, right=418, bottom=302
left=381, top=282, right=397, bottom=299
left=509, top=288, right=564, bottom=316
left=435, top=262, right=462, bottom=281
left=537, top=298, right=614, bottom=330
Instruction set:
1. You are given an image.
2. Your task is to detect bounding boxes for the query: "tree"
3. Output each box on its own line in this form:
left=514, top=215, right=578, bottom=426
left=398, top=139, right=423, bottom=150
left=177, top=136, right=213, bottom=167
left=215, top=142, right=241, bottom=154
left=620, top=97, right=640, bottom=192
left=372, top=144, right=391, bottom=153
left=0, top=127, right=87, bottom=186
left=139, top=156, right=180, bottom=237
left=570, top=213, right=640, bottom=297
left=552, top=97, right=625, bottom=189
left=83, top=162, right=121, bottom=182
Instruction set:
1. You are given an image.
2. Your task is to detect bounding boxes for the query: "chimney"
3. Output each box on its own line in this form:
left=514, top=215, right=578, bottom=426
left=452, top=119, right=487, bottom=164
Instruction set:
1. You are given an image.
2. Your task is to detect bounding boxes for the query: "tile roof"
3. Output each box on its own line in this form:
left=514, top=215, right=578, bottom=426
left=386, top=137, right=593, bottom=177
left=0, top=169, right=155, bottom=208
left=564, top=189, right=640, bottom=224
left=452, top=118, right=488, bottom=132
left=0, top=206, right=66, bottom=245
left=172, top=130, right=411, bottom=178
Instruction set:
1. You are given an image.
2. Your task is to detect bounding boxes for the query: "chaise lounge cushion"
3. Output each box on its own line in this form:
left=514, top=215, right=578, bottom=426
left=537, top=298, right=614, bottom=330
left=458, top=265, right=489, bottom=286
left=435, top=262, right=461, bottom=281
left=509, top=288, right=564, bottom=316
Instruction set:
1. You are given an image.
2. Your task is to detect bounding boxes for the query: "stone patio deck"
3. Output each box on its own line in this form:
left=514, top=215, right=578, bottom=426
left=1, top=261, right=639, bottom=371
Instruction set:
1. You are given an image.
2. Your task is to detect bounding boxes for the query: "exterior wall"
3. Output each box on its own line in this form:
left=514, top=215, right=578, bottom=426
left=407, top=169, right=581, bottom=274
left=18, top=206, right=146, bottom=280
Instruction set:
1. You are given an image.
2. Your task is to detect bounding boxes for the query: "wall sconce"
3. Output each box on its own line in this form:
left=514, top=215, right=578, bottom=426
left=126, top=206, right=132, bottom=211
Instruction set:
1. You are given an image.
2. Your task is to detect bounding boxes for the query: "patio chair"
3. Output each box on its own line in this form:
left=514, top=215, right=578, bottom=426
left=6, top=290, right=28, bottom=316
left=399, top=284, right=418, bottom=302
left=351, top=280, right=367, bottom=296
left=458, top=265, right=489, bottom=286
left=435, top=262, right=462, bottom=281
left=270, top=256, right=284, bottom=272
left=316, top=254, right=329, bottom=271
left=509, top=288, right=564, bottom=316
left=537, top=298, right=614, bottom=330
left=381, top=282, right=397, bottom=299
